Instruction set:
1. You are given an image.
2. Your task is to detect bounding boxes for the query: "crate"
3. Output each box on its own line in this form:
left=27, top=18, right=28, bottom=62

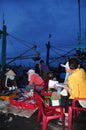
left=9, top=95, right=27, bottom=107
left=20, top=97, right=37, bottom=110
left=10, top=96, right=37, bottom=110
left=20, top=101, right=37, bottom=110
left=10, top=98, right=20, bottom=107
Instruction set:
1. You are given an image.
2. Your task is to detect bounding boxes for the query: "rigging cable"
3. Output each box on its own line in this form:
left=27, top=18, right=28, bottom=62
left=8, top=33, right=35, bottom=48
left=7, top=45, right=37, bottom=65
left=49, top=48, right=76, bottom=64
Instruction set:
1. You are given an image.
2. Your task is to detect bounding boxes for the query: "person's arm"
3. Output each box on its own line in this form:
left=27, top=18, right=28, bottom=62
left=29, top=75, right=34, bottom=85
left=54, top=85, right=58, bottom=90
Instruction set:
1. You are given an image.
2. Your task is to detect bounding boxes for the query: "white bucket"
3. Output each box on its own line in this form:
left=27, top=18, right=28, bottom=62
left=52, top=100, right=60, bottom=106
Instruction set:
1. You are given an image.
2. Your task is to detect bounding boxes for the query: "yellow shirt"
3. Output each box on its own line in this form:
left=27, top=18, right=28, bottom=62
left=68, top=68, right=86, bottom=99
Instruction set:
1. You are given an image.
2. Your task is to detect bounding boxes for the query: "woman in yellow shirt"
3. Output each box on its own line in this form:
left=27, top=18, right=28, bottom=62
left=68, top=58, right=86, bottom=99
left=63, top=58, right=86, bottom=126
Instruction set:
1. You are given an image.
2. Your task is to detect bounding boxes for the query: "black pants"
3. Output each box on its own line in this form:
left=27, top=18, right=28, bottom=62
left=60, top=95, right=69, bottom=113
left=61, top=96, right=82, bottom=113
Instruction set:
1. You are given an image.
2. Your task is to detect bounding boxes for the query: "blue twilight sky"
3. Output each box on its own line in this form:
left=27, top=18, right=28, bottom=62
left=0, top=0, right=86, bottom=67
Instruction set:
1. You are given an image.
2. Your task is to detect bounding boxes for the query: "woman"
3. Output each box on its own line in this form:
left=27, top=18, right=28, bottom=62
left=26, top=69, right=44, bottom=92
left=64, top=58, right=86, bottom=125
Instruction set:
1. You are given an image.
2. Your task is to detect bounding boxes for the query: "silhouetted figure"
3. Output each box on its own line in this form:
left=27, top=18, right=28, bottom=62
left=35, top=63, right=40, bottom=74
left=39, top=60, right=49, bottom=79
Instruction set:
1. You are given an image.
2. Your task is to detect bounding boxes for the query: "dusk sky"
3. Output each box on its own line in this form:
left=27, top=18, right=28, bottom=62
left=0, top=0, right=86, bottom=67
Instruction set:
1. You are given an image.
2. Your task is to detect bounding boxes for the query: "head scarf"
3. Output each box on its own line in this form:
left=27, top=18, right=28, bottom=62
left=27, top=69, right=35, bottom=81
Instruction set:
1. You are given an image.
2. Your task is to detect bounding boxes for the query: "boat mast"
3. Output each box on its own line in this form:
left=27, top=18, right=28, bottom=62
left=46, top=34, right=51, bottom=66
left=0, top=14, right=8, bottom=74
left=77, top=0, right=81, bottom=52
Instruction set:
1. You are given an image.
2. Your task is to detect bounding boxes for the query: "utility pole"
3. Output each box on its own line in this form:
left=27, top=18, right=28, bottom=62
left=77, top=0, right=81, bottom=53
left=0, top=16, right=8, bottom=75
left=46, top=34, right=51, bottom=66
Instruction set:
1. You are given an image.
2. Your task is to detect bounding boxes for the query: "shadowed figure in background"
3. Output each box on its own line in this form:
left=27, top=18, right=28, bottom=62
left=39, top=60, right=49, bottom=80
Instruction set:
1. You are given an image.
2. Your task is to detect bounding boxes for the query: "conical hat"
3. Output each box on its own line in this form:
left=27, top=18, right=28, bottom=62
left=5, top=70, right=16, bottom=76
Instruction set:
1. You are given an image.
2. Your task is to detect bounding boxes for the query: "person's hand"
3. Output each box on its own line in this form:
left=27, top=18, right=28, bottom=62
left=54, top=85, right=58, bottom=90
left=64, top=86, right=69, bottom=91
left=64, top=86, right=71, bottom=93
left=64, top=81, right=68, bottom=85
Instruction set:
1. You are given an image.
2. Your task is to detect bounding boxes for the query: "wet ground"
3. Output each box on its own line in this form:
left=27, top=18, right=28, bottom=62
left=0, top=110, right=86, bottom=130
